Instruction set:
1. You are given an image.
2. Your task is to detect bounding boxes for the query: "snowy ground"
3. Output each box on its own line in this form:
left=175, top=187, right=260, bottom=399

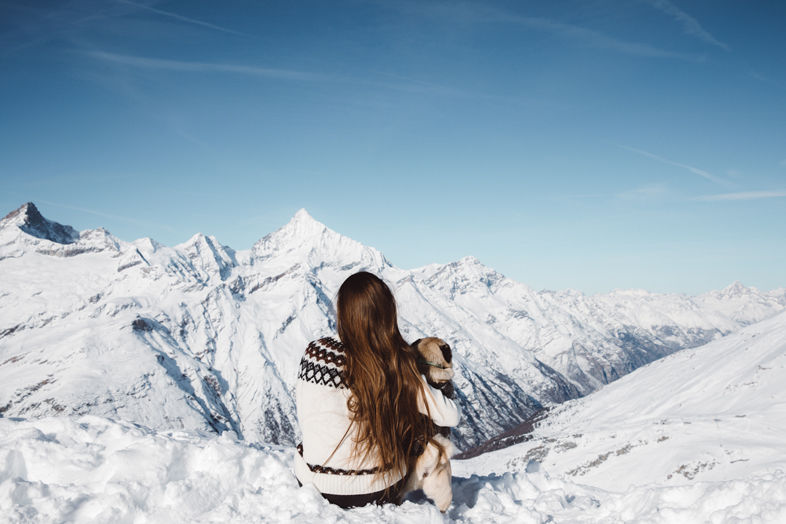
left=4, top=314, right=786, bottom=522
left=2, top=415, right=786, bottom=523
left=3, top=201, right=785, bottom=524
left=462, top=311, right=786, bottom=490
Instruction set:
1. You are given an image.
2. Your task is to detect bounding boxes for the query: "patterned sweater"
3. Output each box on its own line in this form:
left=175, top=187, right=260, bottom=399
left=294, top=337, right=461, bottom=496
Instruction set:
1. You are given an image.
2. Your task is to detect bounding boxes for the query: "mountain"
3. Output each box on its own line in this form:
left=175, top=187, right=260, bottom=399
left=1, top=202, right=784, bottom=449
left=3, top=315, right=786, bottom=523
left=1, top=202, right=79, bottom=245
left=460, top=309, right=786, bottom=489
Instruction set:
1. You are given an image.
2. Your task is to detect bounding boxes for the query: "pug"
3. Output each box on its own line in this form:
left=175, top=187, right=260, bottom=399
left=413, top=337, right=455, bottom=403
left=404, top=337, right=457, bottom=512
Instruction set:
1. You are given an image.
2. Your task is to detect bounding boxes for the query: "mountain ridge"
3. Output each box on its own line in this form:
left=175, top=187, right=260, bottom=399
left=1, top=202, right=80, bottom=245
left=460, top=308, right=786, bottom=488
left=1, top=202, right=784, bottom=450
left=3, top=201, right=774, bottom=297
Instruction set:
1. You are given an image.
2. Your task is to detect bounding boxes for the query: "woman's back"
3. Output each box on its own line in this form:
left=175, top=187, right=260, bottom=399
left=294, top=272, right=460, bottom=508
left=295, top=336, right=404, bottom=495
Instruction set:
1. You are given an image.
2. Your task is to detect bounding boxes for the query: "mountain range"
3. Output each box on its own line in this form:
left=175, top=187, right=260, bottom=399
left=1, top=202, right=784, bottom=450
left=460, top=308, right=786, bottom=491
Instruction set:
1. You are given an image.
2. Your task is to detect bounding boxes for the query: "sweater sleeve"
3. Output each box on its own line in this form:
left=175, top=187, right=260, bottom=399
left=418, top=374, right=461, bottom=427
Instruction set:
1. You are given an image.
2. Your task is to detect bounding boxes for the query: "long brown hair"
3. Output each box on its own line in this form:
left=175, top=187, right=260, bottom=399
left=336, top=271, right=435, bottom=485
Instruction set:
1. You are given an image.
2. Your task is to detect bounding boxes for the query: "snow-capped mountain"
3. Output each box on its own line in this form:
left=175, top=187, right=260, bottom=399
left=459, top=308, right=786, bottom=491
left=1, top=202, right=784, bottom=450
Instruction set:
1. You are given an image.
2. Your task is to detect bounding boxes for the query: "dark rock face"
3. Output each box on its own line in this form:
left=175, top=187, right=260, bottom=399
left=3, top=203, right=79, bottom=244
left=452, top=369, right=545, bottom=449
left=132, top=317, right=154, bottom=332
left=454, top=408, right=550, bottom=460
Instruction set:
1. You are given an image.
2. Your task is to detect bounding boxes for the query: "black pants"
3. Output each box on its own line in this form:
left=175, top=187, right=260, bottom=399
left=299, top=477, right=406, bottom=509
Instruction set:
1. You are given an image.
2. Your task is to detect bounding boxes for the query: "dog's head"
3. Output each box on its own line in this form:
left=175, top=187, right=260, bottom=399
left=411, top=337, right=454, bottom=383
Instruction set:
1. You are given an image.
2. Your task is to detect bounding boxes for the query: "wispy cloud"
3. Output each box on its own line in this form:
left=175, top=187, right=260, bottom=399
left=364, top=73, right=473, bottom=98
left=85, top=50, right=508, bottom=101
left=86, top=51, right=323, bottom=81
left=644, top=0, right=729, bottom=51
left=501, top=13, right=702, bottom=61
left=694, top=191, right=786, bottom=201
left=37, top=199, right=175, bottom=231
left=0, top=2, right=120, bottom=56
left=616, top=183, right=668, bottom=200
left=619, top=145, right=729, bottom=186
left=386, top=1, right=704, bottom=61
left=361, top=72, right=543, bottom=105
left=116, top=0, right=249, bottom=37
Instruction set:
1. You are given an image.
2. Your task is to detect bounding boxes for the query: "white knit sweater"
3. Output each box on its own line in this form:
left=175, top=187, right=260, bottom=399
left=294, top=337, right=461, bottom=496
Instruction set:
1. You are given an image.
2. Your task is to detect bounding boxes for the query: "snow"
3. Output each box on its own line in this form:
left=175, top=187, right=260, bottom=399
left=458, top=311, right=786, bottom=498
left=3, top=203, right=786, bottom=522
left=2, top=203, right=786, bottom=451
left=2, top=416, right=786, bottom=523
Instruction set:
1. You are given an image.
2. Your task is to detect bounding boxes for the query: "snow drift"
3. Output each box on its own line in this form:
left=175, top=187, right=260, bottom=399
left=463, top=310, right=786, bottom=492
left=2, top=413, right=785, bottom=523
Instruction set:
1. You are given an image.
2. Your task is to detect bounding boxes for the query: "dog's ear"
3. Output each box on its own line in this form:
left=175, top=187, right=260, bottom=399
left=439, top=343, right=452, bottom=364
left=412, top=339, right=427, bottom=375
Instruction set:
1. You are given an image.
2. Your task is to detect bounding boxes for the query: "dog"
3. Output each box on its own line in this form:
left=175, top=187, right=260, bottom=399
left=403, top=337, right=456, bottom=512
left=413, top=337, right=455, bottom=403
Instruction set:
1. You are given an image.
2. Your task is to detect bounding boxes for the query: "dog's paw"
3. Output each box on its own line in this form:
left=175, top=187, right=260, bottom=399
left=437, top=381, right=454, bottom=399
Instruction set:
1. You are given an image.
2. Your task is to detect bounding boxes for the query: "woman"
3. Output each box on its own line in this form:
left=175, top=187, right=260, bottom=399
left=294, top=271, right=460, bottom=508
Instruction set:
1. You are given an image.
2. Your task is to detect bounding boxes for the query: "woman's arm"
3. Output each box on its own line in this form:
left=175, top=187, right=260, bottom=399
left=418, top=375, right=461, bottom=427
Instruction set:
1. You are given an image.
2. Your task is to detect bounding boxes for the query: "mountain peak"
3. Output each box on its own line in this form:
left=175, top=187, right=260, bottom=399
left=2, top=202, right=79, bottom=244
left=181, top=232, right=214, bottom=246
left=458, top=255, right=482, bottom=265
left=284, top=209, right=327, bottom=235
left=255, top=209, right=331, bottom=247
left=3, top=202, right=42, bottom=224
left=292, top=208, right=315, bottom=221
left=721, top=281, right=751, bottom=296
left=252, top=209, right=388, bottom=270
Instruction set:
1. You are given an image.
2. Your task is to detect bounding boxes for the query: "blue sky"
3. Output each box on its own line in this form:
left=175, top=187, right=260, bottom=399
left=1, top=0, right=784, bottom=294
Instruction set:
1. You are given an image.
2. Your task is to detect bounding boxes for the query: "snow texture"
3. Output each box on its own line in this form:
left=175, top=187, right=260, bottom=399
left=2, top=415, right=785, bottom=523
left=1, top=203, right=785, bottom=451
left=2, top=203, right=786, bottom=522
left=459, top=310, right=786, bottom=495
